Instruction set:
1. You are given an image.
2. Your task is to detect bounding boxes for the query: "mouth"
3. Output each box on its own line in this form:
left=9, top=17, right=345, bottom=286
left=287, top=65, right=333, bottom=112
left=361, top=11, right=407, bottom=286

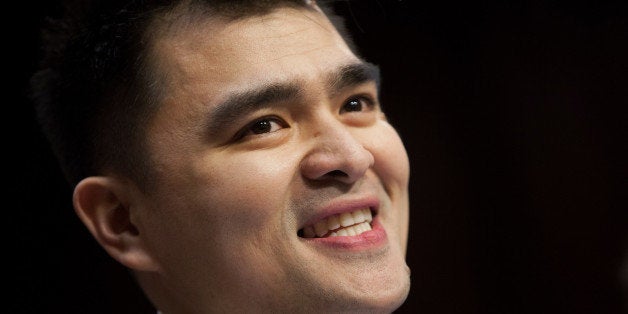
left=298, top=208, right=375, bottom=238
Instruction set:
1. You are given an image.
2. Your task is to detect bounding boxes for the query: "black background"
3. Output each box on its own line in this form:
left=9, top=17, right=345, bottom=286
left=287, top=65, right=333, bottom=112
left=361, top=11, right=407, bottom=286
left=11, top=0, right=627, bottom=313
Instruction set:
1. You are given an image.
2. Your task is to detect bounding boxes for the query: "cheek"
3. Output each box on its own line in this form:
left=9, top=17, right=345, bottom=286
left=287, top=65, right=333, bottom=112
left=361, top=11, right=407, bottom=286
left=190, top=148, right=300, bottom=229
left=368, top=123, right=410, bottom=191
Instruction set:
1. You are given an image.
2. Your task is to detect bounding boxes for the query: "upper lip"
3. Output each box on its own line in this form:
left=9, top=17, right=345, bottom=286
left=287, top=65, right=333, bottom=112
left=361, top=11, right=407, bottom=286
left=299, top=194, right=380, bottom=230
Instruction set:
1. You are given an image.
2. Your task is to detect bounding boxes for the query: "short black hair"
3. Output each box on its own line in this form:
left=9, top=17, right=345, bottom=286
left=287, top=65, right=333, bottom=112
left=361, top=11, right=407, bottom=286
left=30, top=0, right=355, bottom=188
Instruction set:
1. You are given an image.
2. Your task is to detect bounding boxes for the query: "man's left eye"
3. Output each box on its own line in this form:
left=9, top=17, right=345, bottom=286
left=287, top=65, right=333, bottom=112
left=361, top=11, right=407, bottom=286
left=340, top=96, right=374, bottom=113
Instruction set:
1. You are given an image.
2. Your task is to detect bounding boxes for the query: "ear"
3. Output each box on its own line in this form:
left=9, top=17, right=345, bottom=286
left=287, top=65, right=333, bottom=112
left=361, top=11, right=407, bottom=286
left=73, top=176, right=160, bottom=272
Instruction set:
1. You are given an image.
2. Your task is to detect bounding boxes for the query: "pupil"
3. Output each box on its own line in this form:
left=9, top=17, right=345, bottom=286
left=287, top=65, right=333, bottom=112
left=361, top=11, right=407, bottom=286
left=251, top=120, right=272, bottom=134
left=345, top=99, right=361, bottom=112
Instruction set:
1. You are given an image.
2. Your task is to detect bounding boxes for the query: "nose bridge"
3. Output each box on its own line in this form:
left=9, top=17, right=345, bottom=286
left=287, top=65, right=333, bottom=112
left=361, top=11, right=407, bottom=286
left=300, top=113, right=374, bottom=183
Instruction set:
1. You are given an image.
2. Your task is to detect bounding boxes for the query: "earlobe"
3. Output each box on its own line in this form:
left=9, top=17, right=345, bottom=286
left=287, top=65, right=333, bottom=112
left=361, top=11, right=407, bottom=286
left=73, top=177, right=160, bottom=272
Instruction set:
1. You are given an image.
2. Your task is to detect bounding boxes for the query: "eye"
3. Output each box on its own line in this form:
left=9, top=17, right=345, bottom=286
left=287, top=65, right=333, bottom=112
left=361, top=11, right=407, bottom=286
left=235, top=116, right=288, bottom=140
left=340, top=96, right=375, bottom=114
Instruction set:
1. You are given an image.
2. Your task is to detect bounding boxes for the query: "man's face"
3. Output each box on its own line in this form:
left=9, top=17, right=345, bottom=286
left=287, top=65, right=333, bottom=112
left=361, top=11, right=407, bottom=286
left=135, top=6, right=410, bottom=313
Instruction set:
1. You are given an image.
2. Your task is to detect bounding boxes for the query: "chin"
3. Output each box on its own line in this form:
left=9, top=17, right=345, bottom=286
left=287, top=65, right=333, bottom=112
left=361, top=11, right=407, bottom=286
left=364, top=276, right=411, bottom=313
left=331, top=266, right=411, bottom=313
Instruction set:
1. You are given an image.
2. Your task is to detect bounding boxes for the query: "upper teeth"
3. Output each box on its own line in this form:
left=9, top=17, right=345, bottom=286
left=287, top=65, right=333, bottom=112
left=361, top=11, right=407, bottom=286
left=302, top=208, right=373, bottom=238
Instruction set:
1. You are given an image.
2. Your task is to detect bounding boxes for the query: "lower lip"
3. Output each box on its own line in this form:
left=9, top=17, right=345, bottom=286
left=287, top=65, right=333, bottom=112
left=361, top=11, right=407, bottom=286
left=303, top=216, right=387, bottom=251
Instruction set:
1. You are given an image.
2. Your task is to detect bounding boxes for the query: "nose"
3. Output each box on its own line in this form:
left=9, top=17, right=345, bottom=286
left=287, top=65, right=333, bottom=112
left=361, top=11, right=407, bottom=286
left=300, top=119, right=375, bottom=185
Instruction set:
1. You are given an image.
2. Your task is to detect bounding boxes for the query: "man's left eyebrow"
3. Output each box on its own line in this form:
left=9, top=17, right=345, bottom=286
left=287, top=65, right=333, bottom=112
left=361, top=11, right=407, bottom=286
left=326, top=61, right=381, bottom=96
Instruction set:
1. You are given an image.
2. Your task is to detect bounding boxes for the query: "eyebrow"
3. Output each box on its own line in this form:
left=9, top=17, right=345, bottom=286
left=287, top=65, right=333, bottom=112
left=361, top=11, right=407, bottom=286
left=205, top=83, right=301, bottom=136
left=327, top=62, right=381, bottom=97
left=205, top=61, right=381, bottom=137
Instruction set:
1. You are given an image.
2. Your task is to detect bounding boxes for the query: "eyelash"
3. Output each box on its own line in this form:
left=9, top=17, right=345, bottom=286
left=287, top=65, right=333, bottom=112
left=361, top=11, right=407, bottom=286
left=233, top=115, right=288, bottom=141
left=340, top=95, right=377, bottom=114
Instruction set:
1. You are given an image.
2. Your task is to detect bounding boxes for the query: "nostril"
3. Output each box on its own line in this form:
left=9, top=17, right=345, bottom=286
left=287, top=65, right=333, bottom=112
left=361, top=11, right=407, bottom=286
left=326, top=170, right=348, bottom=178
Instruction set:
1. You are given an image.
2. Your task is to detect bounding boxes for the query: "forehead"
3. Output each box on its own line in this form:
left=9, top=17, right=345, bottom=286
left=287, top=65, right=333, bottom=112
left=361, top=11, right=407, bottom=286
left=150, top=6, right=358, bottom=96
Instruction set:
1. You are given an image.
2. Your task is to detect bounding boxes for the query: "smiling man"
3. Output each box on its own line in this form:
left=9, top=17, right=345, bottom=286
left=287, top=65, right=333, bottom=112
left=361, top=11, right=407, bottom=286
left=31, top=0, right=410, bottom=312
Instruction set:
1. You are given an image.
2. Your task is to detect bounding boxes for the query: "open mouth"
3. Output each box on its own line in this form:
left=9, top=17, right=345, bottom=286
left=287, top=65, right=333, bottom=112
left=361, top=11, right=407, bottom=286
left=298, top=208, right=375, bottom=238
